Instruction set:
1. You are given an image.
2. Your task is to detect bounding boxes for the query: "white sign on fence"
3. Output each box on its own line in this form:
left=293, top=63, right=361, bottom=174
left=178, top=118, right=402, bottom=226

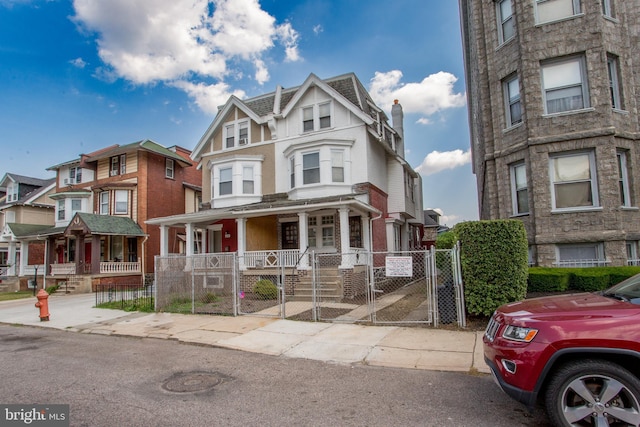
left=385, top=256, right=413, bottom=277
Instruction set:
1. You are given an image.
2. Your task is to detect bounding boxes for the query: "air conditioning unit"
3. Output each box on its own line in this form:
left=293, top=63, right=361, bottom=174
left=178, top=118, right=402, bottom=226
left=63, top=178, right=71, bottom=185
left=110, top=170, right=118, bottom=176
left=239, top=138, right=248, bottom=145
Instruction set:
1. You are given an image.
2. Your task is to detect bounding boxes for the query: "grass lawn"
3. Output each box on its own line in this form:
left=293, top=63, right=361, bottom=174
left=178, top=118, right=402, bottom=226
left=0, top=291, right=34, bottom=302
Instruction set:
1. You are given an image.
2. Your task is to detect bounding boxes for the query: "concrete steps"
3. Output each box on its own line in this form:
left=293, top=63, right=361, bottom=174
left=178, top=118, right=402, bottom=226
left=291, top=269, right=342, bottom=302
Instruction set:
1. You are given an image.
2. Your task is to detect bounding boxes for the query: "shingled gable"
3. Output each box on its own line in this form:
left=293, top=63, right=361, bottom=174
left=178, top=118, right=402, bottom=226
left=84, top=139, right=192, bottom=168
left=65, top=212, right=145, bottom=237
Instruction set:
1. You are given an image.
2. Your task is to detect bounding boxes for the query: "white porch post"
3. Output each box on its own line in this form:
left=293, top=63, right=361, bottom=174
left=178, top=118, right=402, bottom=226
left=185, top=223, right=194, bottom=256
left=339, top=207, right=352, bottom=268
left=7, top=241, right=16, bottom=276
left=19, top=240, right=28, bottom=276
left=297, top=212, right=309, bottom=269
left=159, top=225, right=168, bottom=257
left=362, top=215, right=371, bottom=252
left=236, top=217, right=246, bottom=270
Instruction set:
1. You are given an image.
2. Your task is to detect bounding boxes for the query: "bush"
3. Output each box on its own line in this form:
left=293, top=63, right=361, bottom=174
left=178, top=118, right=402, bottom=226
left=254, top=279, right=278, bottom=300
left=528, top=268, right=570, bottom=292
left=456, top=220, right=528, bottom=316
left=570, top=269, right=611, bottom=292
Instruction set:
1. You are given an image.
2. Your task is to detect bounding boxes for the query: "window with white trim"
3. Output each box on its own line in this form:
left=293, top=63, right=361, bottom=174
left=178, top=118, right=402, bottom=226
left=627, top=241, right=639, bottom=265
left=510, top=162, right=529, bottom=215
left=617, top=150, right=631, bottom=207
left=602, top=0, right=613, bottom=18
left=535, top=0, right=581, bottom=24
left=541, top=55, right=589, bottom=114
left=303, top=152, right=320, bottom=185
left=242, top=166, right=254, bottom=194
left=114, top=190, right=128, bottom=214
left=57, top=200, right=65, bottom=220
left=6, top=182, right=18, bottom=202
left=290, top=157, right=295, bottom=189
left=503, top=74, right=522, bottom=126
left=71, top=199, right=82, bottom=215
left=219, top=167, right=232, bottom=195
left=549, top=151, right=598, bottom=210
left=556, top=243, right=604, bottom=267
left=607, top=54, right=623, bottom=110
left=301, top=102, right=332, bottom=133
left=165, top=159, right=174, bottom=179
left=100, top=192, right=109, bottom=215
left=224, top=119, right=250, bottom=149
left=69, top=167, right=82, bottom=184
left=308, top=214, right=334, bottom=248
left=497, top=0, right=515, bottom=44
left=331, top=150, right=344, bottom=183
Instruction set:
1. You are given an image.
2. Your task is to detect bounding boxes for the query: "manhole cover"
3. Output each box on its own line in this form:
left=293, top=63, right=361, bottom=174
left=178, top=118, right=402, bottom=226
left=162, top=371, right=231, bottom=393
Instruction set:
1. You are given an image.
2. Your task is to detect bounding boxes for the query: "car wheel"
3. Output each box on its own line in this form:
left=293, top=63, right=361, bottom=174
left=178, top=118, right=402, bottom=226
left=545, top=359, right=640, bottom=427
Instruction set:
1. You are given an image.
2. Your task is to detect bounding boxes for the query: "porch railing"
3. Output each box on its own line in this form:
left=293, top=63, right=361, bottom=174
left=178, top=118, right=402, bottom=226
left=100, top=261, right=141, bottom=274
left=50, top=263, right=76, bottom=275
left=244, top=250, right=300, bottom=268
left=0, top=265, right=10, bottom=277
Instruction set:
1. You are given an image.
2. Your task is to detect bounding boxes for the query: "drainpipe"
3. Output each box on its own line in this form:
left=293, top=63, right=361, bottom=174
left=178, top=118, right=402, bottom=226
left=141, top=235, right=148, bottom=286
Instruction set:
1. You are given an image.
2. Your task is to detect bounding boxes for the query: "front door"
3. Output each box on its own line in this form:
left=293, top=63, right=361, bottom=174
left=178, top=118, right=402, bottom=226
left=281, top=222, right=298, bottom=250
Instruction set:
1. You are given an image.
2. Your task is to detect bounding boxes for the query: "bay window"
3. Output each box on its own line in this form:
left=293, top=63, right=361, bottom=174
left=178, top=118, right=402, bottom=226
left=549, top=151, right=598, bottom=210
left=542, top=55, right=589, bottom=114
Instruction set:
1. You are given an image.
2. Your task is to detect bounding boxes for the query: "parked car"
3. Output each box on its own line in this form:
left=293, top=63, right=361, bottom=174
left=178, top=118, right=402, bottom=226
left=484, top=274, right=640, bottom=427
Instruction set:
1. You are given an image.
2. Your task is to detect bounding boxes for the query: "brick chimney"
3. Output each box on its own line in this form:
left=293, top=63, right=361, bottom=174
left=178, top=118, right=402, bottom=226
left=391, top=99, right=405, bottom=156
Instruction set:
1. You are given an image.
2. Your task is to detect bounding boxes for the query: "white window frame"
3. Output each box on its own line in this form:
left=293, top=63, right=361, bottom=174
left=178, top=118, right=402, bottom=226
left=165, top=159, right=174, bottom=179
left=100, top=191, right=109, bottom=215
left=497, top=0, right=515, bottom=44
left=242, top=166, right=254, bottom=195
left=607, top=54, right=623, bottom=110
left=503, top=74, right=522, bottom=127
left=302, top=152, right=320, bottom=185
left=114, top=190, right=128, bottom=214
left=549, top=151, right=599, bottom=211
left=224, top=119, right=250, bottom=149
left=627, top=241, right=639, bottom=265
left=57, top=200, right=65, bottom=221
left=541, top=55, right=589, bottom=115
left=602, top=0, right=613, bottom=18
left=556, top=243, right=605, bottom=267
left=307, top=213, right=335, bottom=250
left=289, top=156, right=295, bottom=189
left=617, top=150, right=631, bottom=207
left=219, top=167, right=232, bottom=196
left=301, top=101, right=332, bottom=133
left=535, top=0, right=581, bottom=24
left=6, top=182, right=18, bottom=202
left=510, top=162, right=529, bottom=215
left=71, top=198, right=82, bottom=215
left=331, top=150, right=344, bottom=183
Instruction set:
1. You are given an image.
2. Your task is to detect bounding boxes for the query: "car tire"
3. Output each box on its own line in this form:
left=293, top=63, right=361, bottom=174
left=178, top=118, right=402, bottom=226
left=545, top=359, right=640, bottom=427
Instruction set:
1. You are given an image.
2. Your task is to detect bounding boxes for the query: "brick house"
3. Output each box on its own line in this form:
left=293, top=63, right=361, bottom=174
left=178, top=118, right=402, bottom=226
left=12, top=140, right=201, bottom=291
left=459, top=0, right=640, bottom=267
left=147, top=72, right=424, bottom=280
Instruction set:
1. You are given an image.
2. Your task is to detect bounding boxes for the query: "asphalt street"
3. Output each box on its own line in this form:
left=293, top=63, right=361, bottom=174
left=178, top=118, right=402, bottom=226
left=0, top=325, right=552, bottom=427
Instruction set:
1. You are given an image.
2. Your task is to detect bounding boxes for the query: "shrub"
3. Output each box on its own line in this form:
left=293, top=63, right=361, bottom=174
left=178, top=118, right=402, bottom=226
left=456, top=220, right=528, bottom=316
left=254, top=279, right=278, bottom=300
left=570, top=269, right=611, bottom=292
left=528, top=268, right=570, bottom=292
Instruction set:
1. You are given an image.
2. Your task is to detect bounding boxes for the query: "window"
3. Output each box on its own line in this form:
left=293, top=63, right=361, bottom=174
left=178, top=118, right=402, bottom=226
left=238, top=122, right=248, bottom=145
left=242, top=166, right=254, bottom=194
left=349, top=217, right=362, bottom=248
left=290, top=157, right=295, bottom=189
left=541, top=56, right=588, bottom=114
left=71, top=199, right=82, bottom=215
left=556, top=243, right=605, bottom=267
left=319, top=102, right=331, bottom=129
left=617, top=151, right=631, bottom=207
left=331, top=150, right=344, bottom=182
left=57, top=200, right=65, bottom=220
left=225, top=124, right=235, bottom=148
left=110, top=154, right=126, bottom=176
left=224, top=120, right=249, bottom=148
left=497, top=0, right=515, bottom=44
left=504, top=74, right=522, bottom=126
left=607, top=55, right=623, bottom=110
left=308, top=215, right=334, bottom=248
left=549, top=152, right=598, bottom=210
left=602, top=0, right=613, bottom=17
left=100, top=192, right=109, bottom=215
left=219, top=168, right=232, bottom=195
left=535, top=0, right=581, bottom=24
left=165, top=159, right=174, bottom=179
left=302, top=107, right=314, bottom=132
left=303, top=152, right=320, bottom=185
left=281, top=222, right=298, bottom=250
left=6, top=182, right=18, bottom=202
left=510, top=162, right=529, bottom=215
left=114, top=190, right=128, bottom=214
left=69, top=167, right=81, bottom=184
left=627, top=241, right=639, bottom=265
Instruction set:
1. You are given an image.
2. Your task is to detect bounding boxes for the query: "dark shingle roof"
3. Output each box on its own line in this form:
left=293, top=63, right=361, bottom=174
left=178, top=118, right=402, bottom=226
left=76, top=213, right=145, bottom=236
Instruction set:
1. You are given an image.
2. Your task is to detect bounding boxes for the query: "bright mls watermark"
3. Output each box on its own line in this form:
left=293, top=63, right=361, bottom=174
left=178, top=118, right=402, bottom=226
left=1, top=405, right=69, bottom=426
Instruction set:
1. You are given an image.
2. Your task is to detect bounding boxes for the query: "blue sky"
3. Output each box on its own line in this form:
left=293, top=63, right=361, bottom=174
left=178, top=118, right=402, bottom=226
left=0, top=0, right=478, bottom=226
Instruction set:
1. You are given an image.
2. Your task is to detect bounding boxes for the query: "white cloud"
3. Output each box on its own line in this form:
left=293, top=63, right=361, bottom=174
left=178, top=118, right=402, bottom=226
left=72, top=0, right=300, bottom=106
left=170, top=80, right=245, bottom=115
left=368, top=70, right=466, bottom=122
left=69, top=57, right=86, bottom=68
left=313, top=24, right=323, bottom=35
left=415, top=149, right=471, bottom=176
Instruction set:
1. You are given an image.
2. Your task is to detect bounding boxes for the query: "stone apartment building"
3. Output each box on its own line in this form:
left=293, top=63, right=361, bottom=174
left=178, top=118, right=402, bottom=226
left=459, top=0, right=640, bottom=267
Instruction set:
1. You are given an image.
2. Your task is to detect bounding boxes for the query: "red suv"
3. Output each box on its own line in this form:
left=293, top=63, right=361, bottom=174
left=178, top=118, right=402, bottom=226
left=484, top=274, right=640, bottom=427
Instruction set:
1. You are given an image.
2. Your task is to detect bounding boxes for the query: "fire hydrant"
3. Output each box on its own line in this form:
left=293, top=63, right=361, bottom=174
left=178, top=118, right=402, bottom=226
left=35, top=289, right=50, bottom=321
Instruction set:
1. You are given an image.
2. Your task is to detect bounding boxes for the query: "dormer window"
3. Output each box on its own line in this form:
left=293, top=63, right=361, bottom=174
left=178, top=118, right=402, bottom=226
left=6, top=182, right=18, bottom=202
left=110, top=154, right=126, bottom=176
left=69, top=167, right=82, bottom=184
left=301, top=101, right=332, bottom=133
left=224, top=119, right=250, bottom=149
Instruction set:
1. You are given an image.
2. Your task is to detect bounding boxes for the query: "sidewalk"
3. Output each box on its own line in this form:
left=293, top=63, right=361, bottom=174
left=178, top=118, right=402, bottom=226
left=0, top=293, right=489, bottom=374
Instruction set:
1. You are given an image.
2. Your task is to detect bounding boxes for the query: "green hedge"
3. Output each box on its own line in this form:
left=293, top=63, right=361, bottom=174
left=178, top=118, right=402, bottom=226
left=527, top=266, right=640, bottom=293
left=456, top=220, right=528, bottom=316
left=254, top=279, right=278, bottom=300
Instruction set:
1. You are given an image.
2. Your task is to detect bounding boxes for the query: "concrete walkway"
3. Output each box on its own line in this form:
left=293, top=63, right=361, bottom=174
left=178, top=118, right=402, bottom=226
left=0, top=293, right=489, bottom=374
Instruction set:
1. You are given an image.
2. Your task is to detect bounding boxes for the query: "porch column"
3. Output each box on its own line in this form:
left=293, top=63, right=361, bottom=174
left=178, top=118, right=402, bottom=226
left=91, top=235, right=101, bottom=274
left=18, top=240, right=28, bottom=276
left=236, top=217, right=246, bottom=270
left=76, top=234, right=85, bottom=275
left=159, top=225, right=168, bottom=256
left=7, top=241, right=16, bottom=276
left=185, top=223, right=194, bottom=256
left=339, top=207, right=352, bottom=268
left=362, top=215, right=371, bottom=252
left=297, top=212, right=309, bottom=269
